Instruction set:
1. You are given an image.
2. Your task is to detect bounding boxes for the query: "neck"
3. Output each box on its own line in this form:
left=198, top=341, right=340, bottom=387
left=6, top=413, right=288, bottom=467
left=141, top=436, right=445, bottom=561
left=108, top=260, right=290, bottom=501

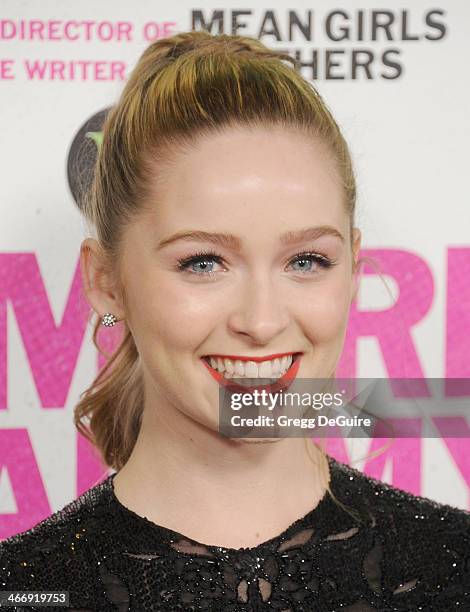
left=112, top=394, right=331, bottom=549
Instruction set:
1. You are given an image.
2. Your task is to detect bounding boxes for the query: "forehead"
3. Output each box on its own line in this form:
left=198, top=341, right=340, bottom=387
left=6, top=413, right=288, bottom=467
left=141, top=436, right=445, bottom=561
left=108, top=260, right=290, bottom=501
left=141, top=125, right=346, bottom=232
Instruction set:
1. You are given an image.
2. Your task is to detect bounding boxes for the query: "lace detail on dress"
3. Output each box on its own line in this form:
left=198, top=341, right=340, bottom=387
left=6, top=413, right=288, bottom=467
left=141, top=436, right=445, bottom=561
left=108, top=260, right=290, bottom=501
left=1, top=454, right=469, bottom=611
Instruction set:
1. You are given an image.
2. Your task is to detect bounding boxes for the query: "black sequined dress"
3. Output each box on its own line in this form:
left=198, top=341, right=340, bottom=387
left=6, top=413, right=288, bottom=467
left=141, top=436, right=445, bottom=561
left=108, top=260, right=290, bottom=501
left=1, top=455, right=469, bottom=611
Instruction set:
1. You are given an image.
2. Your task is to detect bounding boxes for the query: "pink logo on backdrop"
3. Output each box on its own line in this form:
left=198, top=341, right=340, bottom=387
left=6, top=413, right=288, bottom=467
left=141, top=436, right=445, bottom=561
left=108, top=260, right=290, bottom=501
left=0, top=245, right=469, bottom=536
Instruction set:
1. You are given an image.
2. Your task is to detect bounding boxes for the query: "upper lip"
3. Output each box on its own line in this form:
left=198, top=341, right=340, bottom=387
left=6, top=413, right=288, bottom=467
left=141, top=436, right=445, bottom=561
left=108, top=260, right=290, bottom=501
left=202, top=352, right=301, bottom=363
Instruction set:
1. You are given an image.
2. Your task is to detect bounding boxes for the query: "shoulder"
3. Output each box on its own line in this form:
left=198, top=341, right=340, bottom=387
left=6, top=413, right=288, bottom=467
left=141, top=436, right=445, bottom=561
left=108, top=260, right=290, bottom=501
left=0, top=475, right=114, bottom=606
left=330, top=457, right=470, bottom=607
left=330, top=455, right=470, bottom=527
left=338, top=457, right=470, bottom=530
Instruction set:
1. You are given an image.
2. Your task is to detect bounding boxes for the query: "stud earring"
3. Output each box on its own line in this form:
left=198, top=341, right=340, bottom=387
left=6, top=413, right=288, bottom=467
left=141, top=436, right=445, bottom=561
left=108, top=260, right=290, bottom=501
left=101, top=312, right=118, bottom=327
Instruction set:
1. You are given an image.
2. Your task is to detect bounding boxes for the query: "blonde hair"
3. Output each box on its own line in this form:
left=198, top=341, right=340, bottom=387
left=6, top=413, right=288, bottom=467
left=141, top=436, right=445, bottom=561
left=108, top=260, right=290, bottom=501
left=75, top=30, right=380, bottom=520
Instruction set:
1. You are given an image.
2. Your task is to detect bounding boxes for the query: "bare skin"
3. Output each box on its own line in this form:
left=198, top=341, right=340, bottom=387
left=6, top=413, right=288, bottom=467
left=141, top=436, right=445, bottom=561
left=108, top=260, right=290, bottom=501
left=80, top=125, right=361, bottom=550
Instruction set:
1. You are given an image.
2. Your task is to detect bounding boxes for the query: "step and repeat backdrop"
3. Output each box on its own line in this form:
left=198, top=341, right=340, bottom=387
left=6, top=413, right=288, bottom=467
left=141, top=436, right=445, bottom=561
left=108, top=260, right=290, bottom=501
left=0, top=0, right=469, bottom=538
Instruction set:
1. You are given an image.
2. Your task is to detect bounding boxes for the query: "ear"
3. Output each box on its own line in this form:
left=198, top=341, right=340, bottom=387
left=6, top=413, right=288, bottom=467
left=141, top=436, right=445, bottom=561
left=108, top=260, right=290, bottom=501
left=80, top=238, right=126, bottom=321
left=350, top=227, right=362, bottom=303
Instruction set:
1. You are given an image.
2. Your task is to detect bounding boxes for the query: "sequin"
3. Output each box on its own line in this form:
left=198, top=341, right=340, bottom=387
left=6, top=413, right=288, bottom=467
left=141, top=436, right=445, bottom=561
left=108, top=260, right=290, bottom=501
left=1, top=455, right=469, bottom=611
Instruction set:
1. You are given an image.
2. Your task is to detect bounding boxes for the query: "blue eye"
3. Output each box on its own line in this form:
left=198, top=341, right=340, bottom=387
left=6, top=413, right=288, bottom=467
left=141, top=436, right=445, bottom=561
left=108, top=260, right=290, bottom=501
left=290, top=253, right=336, bottom=273
left=185, top=254, right=222, bottom=274
left=177, top=251, right=224, bottom=276
left=176, top=250, right=337, bottom=277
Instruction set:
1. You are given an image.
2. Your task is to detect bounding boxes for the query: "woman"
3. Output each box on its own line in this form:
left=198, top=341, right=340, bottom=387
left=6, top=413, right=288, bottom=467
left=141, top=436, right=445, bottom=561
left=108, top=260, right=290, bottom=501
left=1, top=30, right=469, bottom=612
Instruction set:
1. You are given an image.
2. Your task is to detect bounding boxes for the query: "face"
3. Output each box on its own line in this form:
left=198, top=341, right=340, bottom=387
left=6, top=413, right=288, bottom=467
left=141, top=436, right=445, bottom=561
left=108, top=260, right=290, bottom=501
left=82, top=125, right=361, bottom=433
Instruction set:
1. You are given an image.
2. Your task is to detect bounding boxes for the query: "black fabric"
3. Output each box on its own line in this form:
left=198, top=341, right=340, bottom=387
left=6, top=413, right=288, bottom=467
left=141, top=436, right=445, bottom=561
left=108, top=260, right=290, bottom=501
left=1, top=454, right=469, bottom=611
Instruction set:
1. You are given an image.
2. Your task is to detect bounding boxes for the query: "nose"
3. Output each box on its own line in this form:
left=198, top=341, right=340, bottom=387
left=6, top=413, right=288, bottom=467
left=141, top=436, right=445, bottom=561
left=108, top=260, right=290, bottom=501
left=227, top=273, right=290, bottom=345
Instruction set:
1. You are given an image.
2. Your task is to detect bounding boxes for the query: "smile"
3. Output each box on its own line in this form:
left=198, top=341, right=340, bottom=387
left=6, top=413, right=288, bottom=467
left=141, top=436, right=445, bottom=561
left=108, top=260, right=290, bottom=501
left=201, top=352, right=303, bottom=393
left=202, top=353, right=301, bottom=379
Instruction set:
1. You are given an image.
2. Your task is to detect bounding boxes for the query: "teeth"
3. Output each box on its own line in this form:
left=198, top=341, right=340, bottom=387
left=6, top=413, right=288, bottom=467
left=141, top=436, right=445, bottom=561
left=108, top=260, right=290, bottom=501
left=205, top=355, right=295, bottom=379
left=272, top=358, right=281, bottom=376
left=234, top=360, right=244, bottom=376
left=225, top=359, right=235, bottom=375
left=258, top=361, right=272, bottom=377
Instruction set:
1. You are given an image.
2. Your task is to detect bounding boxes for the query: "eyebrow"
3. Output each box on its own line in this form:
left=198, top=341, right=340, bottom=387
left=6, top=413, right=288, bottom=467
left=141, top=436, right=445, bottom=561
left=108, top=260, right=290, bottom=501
left=157, top=226, right=345, bottom=251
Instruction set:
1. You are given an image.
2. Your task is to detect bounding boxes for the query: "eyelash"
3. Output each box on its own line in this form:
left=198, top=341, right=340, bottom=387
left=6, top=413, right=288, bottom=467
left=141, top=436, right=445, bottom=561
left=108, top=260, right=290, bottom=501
left=176, top=249, right=338, bottom=277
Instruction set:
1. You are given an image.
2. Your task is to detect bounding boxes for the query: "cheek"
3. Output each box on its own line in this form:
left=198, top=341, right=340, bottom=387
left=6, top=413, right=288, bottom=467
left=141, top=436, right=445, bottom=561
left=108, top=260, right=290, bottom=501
left=126, top=272, right=221, bottom=353
left=297, top=274, right=352, bottom=342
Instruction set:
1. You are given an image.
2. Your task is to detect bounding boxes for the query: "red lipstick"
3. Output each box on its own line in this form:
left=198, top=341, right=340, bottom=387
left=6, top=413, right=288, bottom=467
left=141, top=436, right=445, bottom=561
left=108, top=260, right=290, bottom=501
left=201, top=353, right=302, bottom=393
left=204, top=352, right=298, bottom=363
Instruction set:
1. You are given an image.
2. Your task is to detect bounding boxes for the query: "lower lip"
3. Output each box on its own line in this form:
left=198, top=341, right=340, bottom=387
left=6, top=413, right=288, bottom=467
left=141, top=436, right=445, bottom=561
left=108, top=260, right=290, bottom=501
left=201, top=355, right=302, bottom=393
